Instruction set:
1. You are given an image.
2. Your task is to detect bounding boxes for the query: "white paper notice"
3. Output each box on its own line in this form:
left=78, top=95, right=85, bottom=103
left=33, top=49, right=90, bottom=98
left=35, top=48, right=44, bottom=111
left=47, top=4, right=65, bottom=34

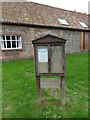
left=38, top=48, right=48, bottom=62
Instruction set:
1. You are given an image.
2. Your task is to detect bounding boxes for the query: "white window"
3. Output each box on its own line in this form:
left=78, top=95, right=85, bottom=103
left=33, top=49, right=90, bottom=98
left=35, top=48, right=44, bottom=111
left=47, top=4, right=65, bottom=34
left=1, top=35, right=22, bottom=50
left=79, top=22, right=87, bottom=28
left=58, top=18, right=69, bottom=26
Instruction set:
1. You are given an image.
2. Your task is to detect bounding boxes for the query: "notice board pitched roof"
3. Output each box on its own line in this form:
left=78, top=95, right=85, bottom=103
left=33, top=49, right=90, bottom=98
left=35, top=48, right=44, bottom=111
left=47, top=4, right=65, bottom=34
left=32, top=34, right=67, bottom=44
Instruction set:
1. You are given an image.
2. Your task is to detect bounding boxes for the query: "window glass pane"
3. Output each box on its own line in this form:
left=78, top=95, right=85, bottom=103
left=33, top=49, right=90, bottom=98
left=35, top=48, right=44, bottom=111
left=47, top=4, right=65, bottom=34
left=4, top=41, right=6, bottom=48
left=1, top=41, right=4, bottom=48
left=17, top=41, right=21, bottom=48
left=12, top=36, right=15, bottom=40
left=7, top=41, right=11, bottom=48
left=2, top=36, right=5, bottom=40
left=1, top=41, right=6, bottom=48
left=12, top=41, right=16, bottom=48
left=58, top=18, right=69, bottom=26
left=17, top=36, right=19, bottom=40
left=79, top=22, right=87, bottom=28
left=6, top=36, right=10, bottom=40
left=17, top=41, right=18, bottom=48
left=17, top=36, right=21, bottom=40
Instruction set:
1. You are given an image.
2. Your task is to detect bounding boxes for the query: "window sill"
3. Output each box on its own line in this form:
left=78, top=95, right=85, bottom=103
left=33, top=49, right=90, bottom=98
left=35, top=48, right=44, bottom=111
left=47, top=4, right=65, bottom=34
left=1, top=48, right=23, bottom=51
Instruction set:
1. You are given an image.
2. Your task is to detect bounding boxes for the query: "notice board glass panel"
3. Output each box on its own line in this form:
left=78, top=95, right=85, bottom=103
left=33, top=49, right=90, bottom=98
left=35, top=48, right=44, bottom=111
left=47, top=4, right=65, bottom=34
left=37, top=46, right=48, bottom=73
left=51, top=45, right=63, bottom=73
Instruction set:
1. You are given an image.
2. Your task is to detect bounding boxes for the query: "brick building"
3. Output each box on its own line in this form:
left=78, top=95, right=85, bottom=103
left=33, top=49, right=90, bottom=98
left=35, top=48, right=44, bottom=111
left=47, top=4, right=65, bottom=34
left=0, top=2, right=89, bottom=60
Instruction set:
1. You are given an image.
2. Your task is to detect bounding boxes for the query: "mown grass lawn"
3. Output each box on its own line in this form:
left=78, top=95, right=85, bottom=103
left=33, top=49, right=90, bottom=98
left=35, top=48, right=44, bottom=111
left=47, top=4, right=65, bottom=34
left=2, top=52, right=88, bottom=118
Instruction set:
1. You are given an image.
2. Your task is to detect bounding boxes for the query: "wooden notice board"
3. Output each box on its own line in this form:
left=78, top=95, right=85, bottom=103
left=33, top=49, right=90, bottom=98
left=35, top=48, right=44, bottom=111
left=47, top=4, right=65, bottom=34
left=32, top=34, right=67, bottom=105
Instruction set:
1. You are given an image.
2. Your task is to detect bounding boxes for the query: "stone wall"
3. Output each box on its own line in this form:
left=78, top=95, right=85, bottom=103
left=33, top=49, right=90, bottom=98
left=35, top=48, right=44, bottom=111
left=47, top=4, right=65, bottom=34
left=34, top=28, right=81, bottom=53
left=62, top=30, right=81, bottom=53
left=0, top=25, right=88, bottom=61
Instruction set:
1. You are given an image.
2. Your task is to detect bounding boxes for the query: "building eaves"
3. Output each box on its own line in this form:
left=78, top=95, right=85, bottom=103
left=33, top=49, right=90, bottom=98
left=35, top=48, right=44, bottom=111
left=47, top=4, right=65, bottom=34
left=1, top=21, right=90, bottom=32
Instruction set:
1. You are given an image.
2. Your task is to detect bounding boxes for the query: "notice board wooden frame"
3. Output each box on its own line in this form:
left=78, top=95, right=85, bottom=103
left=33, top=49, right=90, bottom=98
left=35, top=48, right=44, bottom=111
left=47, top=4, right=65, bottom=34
left=32, top=34, right=67, bottom=105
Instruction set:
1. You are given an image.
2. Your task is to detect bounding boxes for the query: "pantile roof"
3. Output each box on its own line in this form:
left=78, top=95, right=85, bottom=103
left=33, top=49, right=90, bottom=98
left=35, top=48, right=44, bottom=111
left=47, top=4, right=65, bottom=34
left=1, top=2, right=88, bottom=29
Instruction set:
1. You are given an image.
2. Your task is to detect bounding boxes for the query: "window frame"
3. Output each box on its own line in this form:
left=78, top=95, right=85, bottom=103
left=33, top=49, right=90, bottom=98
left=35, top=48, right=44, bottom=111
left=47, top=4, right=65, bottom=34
left=79, top=22, right=88, bottom=28
left=58, top=18, right=69, bottom=26
left=1, top=35, right=22, bottom=50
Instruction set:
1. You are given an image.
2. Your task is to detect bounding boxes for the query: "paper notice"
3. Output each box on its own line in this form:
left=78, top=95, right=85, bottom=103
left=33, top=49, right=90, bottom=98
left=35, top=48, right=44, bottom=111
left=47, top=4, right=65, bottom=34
left=38, top=48, right=48, bottom=62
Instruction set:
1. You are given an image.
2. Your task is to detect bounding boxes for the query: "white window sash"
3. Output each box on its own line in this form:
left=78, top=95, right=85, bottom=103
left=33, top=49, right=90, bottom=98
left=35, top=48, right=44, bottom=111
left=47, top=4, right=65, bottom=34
left=1, top=35, right=22, bottom=50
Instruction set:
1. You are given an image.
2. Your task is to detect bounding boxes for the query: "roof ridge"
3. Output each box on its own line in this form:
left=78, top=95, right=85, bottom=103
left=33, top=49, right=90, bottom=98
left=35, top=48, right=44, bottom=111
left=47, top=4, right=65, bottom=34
left=27, top=1, right=88, bottom=16
left=1, top=1, right=88, bottom=15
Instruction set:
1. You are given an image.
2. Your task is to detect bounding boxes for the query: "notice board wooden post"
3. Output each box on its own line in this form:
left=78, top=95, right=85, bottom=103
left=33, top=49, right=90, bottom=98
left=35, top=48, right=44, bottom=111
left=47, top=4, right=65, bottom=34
left=60, top=76, right=65, bottom=105
left=36, top=76, right=41, bottom=104
left=32, top=34, right=67, bottom=105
